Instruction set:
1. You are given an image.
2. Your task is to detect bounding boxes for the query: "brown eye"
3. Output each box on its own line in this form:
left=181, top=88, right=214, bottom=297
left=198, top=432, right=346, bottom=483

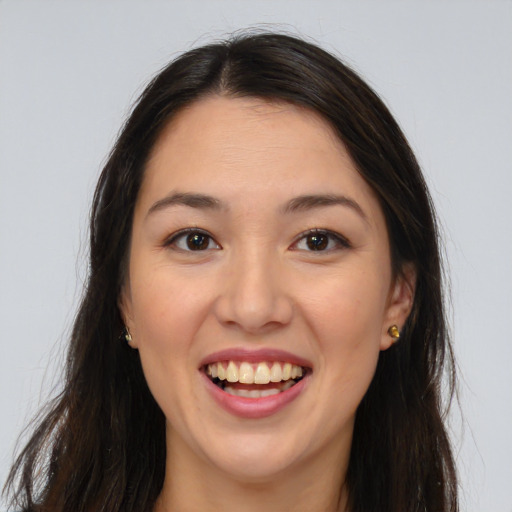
left=167, top=229, right=221, bottom=252
left=186, top=233, right=209, bottom=250
left=306, top=234, right=329, bottom=251
left=292, top=229, right=351, bottom=253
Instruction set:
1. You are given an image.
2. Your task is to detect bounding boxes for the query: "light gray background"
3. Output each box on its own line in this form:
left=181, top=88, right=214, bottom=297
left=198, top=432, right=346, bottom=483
left=1, top=1, right=511, bottom=510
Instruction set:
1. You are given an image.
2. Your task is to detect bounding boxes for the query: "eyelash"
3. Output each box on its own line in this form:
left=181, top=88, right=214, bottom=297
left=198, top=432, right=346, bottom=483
left=164, top=228, right=221, bottom=252
left=291, top=229, right=351, bottom=252
left=163, top=228, right=351, bottom=253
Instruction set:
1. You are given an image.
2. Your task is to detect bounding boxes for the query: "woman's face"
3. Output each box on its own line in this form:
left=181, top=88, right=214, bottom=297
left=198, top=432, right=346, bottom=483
left=121, top=96, right=413, bottom=482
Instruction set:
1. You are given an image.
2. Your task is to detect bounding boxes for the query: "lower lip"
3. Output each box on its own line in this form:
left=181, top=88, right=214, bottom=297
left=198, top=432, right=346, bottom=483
left=201, top=372, right=309, bottom=419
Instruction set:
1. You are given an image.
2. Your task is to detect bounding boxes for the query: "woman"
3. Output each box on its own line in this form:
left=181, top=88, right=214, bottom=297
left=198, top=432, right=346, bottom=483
left=4, top=32, right=458, bottom=512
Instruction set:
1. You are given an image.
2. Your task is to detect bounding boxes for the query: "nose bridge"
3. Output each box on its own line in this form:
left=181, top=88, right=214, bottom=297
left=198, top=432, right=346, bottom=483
left=215, top=242, right=292, bottom=332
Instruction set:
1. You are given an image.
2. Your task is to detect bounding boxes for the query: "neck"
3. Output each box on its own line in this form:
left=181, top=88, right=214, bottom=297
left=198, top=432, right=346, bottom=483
left=154, top=426, right=351, bottom=512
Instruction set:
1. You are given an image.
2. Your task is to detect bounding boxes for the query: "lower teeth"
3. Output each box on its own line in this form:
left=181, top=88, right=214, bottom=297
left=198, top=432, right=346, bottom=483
left=222, top=380, right=295, bottom=398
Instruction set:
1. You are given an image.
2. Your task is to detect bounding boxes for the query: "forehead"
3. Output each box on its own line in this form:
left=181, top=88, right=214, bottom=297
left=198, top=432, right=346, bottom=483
left=139, top=95, right=383, bottom=225
left=148, top=95, right=347, bottom=167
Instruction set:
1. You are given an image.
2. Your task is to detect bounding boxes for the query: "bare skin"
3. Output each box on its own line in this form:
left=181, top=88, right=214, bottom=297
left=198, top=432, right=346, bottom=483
left=121, top=96, right=415, bottom=512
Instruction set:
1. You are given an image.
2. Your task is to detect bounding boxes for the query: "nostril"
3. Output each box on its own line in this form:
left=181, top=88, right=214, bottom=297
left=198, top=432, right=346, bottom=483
left=212, top=276, right=293, bottom=333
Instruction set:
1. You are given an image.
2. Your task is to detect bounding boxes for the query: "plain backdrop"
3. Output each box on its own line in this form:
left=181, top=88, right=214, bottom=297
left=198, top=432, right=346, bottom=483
left=1, top=1, right=511, bottom=510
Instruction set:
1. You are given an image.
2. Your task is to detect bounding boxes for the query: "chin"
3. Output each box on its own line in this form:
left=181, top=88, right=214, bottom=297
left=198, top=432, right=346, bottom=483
left=206, top=439, right=304, bottom=483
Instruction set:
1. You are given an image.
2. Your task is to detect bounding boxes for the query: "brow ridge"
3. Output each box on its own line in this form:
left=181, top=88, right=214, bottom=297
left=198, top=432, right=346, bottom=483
left=147, top=191, right=368, bottom=223
left=147, top=192, right=224, bottom=217
left=282, top=194, right=368, bottom=222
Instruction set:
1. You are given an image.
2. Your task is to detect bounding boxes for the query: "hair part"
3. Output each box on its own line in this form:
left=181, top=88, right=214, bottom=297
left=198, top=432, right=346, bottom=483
left=4, top=31, right=458, bottom=512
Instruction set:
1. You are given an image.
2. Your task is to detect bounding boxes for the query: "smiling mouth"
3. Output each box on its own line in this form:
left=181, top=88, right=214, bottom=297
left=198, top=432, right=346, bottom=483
left=204, top=361, right=308, bottom=398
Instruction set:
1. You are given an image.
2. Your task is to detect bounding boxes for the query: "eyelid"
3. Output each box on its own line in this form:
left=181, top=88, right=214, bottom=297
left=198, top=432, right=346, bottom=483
left=163, top=228, right=222, bottom=251
left=162, top=227, right=349, bottom=252
left=290, top=228, right=351, bottom=252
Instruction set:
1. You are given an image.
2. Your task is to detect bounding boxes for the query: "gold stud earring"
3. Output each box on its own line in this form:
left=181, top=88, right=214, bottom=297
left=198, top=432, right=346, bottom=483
left=388, top=325, right=400, bottom=343
left=125, top=327, right=132, bottom=343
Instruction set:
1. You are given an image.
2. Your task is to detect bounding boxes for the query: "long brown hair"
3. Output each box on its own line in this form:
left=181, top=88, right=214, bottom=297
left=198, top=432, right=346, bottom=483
left=4, top=32, right=458, bottom=512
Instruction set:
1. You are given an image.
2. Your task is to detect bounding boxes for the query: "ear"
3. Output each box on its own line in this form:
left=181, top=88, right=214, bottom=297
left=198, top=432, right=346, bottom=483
left=380, top=263, right=416, bottom=351
left=118, top=282, right=138, bottom=349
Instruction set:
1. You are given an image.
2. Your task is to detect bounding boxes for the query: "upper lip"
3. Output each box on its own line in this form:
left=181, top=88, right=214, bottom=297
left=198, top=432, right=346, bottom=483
left=199, top=348, right=313, bottom=369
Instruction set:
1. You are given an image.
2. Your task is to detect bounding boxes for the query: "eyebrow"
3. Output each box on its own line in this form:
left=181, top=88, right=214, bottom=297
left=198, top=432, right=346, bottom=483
left=146, top=192, right=224, bottom=217
left=146, top=191, right=368, bottom=223
left=282, top=194, right=369, bottom=222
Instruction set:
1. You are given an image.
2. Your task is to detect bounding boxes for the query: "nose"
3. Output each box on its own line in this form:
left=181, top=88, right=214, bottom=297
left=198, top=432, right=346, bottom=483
left=213, top=248, right=293, bottom=334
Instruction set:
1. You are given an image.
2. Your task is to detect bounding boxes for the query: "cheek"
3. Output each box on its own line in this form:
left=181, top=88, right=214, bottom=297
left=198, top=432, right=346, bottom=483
left=286, top=271, right=386, bottom=446
left=129, top=278, right=208, bottom=437
left=128, top=270, right=211, bottom=398
left=131, top=264, right=209, bottom=344
left=302, top=268, right=388, bottom=383
left=305, top=267, right=388, bottom=338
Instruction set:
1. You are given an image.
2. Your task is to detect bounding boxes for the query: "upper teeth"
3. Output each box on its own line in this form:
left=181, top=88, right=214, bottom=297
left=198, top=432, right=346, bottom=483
left=206, top=361, right=303, bottom=384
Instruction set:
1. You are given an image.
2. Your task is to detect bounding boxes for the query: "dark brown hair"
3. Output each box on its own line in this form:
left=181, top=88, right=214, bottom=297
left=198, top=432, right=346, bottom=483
left=4, top=31, right=458, bottom=512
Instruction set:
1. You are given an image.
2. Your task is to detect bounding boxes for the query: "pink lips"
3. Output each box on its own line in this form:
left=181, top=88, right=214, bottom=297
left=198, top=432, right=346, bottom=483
left=200, top=348, right=312, bottom=419
left=200, top=348, right=312, bottom=368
